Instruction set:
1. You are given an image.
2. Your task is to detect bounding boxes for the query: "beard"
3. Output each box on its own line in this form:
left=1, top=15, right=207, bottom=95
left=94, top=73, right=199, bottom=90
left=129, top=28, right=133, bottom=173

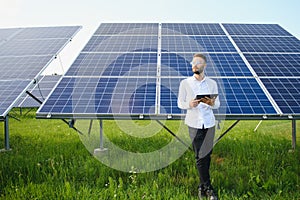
left=193, top=66, right=204, bottom=75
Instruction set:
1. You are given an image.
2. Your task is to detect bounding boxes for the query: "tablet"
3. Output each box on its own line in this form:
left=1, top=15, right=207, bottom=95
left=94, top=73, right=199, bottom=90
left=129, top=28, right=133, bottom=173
left=195, top=94, right=218, bottom=100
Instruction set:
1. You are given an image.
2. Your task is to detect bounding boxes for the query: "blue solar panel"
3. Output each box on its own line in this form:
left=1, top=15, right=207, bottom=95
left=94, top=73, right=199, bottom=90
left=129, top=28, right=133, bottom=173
left=65, top=53, right=157, bottom=77
left=161, top=23, right=226, bottom=35
left=95, top=23, right=158, bottom=35
left=38, top=77, right=157, bottom=115
left=161, top=53, right=252, bottom=77
left=0, top=80, right=31, bottom=116
left=223, top=24, right=292, bottom=36
left=0, top=39, right=70, bottom=56
left=0, top=28, right=22, bottom=41
left=160, top=78, right=276, bottom=115
left=261, top=78, right=300, bottom=114
left=161, top=36, right=236, bottom=52
left=36, top=23, right=300, bottom=119
left=0, top=55, right=53, bottom=79
left=232, top=36, right=300, bottom=53
left=244, top=54, right=300, bottom=77
left=82, top=36, right=158, bottom=53
left=0, top=26, right=81, bottom=118
left=13, top=26, right=81, bottom=39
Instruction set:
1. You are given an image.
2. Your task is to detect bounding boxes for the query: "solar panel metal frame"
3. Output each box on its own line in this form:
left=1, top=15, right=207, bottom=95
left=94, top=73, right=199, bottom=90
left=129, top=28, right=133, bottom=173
left=36, top=23, right=300, bottom=120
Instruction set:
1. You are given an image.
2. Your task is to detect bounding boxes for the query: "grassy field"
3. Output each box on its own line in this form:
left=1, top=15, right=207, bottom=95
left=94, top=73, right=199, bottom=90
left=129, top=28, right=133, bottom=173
left=0, top=109, right=299, bottom=199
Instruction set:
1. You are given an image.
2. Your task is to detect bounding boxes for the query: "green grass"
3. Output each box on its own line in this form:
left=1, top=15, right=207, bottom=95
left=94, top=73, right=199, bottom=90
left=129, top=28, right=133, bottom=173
left=0, top=108, right=299, bottom=199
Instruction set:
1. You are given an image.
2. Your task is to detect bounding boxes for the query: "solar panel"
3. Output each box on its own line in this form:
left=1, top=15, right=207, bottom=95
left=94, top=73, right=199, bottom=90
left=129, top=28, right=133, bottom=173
left=12, top=26, right=82, bottom=39
left=65, top=53, right=158, bottom=77
left=38, top=77, right=157, bottom=116
left=95, top=23, right=158, bottom=35
left=82, top=36, right=158, bottom=52
left=0, top=26, right=81, bottom=118
left=0, top=56, right=53, bottom=79
left=261, top=78, right=300, bottom=114
left=0, top=39, right=70, bottom=56
left=161, top=36, right=236, bottom=52
left=232, top=36, right=300, bottom=53
left=0, top=80, right=31, bottom=117
left=244, top=54, right=300, bottom=77
left=0, top=28, right=22, bottom=41
left=161, top=23, right=226, bottom=35
left=160, top=78, right=276, bottom=115
left=15, top=75, right=62, bottom=108
left=161, top=53, right=252, bottom=77
left=223, top=24, right=292, bottom=36
left=36, top=23, right=300, bottom=119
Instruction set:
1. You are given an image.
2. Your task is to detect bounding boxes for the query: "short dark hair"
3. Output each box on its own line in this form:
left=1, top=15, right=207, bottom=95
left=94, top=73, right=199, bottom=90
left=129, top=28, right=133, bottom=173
left=193, top=53, right=207, bottom=63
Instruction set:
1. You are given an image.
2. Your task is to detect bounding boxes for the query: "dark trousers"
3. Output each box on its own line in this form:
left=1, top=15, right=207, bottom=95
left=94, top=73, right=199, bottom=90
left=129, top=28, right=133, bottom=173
left=188, top=126, right=215, bottom=187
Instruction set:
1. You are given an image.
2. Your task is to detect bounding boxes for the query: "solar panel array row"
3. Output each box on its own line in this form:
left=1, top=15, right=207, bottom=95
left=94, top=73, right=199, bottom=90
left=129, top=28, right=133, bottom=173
left=0, top=26, right=81, bottom=119
left=37, top=23, right=300, bottom=119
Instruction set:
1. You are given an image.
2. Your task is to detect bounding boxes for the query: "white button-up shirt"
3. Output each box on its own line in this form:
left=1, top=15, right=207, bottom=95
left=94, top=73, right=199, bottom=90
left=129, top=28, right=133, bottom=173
left=177, top=76, right=220, bottom=129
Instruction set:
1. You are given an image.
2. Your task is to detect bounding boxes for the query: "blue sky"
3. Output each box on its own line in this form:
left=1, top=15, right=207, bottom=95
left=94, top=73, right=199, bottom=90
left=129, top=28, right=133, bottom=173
left=1, top=0, right=299, bottom=74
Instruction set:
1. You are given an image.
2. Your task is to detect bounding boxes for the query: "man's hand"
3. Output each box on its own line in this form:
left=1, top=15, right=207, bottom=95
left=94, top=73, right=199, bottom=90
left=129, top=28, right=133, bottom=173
left=199, top=97, right=215, bottom=106
left=189, top=99, right=201, bottom=108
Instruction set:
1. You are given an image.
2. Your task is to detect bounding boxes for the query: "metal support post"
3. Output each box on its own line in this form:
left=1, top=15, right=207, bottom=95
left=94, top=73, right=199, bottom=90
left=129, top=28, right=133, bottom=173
left=94, top=119, right=107, bottom=154
left=156, top=120, right=193, bottom=151
left=88, top=120, right=93, bottom=136
left=100, top=119, right=104, bottom=149
left=214, top=120, right=240, bottom=145
left=254, top=120, right=263, bottom=132
left=292, top=120, right=296, bottom=150
left=2, top=116, right=11, bottom=151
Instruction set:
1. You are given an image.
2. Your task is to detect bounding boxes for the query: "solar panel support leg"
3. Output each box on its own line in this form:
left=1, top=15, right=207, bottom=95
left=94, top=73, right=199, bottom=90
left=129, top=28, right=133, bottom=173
left=155, top=120, right=193, bottom=151
left=254, top=120, right=263, bottom=132
left=1, top=116, right=11, bottom=152
left=292, top=120, right=296, bottom=150
left=94, top=120, right=108, bottom=154
left=4, top=116, right=10, bottom=150
left=88, top=120, right=93, bottom=136
left=214, top=120, right=240, bottom=145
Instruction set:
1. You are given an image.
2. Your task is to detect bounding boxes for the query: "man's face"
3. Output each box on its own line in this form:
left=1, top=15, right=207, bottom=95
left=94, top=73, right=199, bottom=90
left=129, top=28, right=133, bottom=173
left=191, top=57, right=206, bottom=74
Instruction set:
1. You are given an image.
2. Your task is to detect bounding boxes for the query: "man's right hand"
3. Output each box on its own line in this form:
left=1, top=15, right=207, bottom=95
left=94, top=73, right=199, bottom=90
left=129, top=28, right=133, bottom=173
left=189, top=99, right=200, bottom=108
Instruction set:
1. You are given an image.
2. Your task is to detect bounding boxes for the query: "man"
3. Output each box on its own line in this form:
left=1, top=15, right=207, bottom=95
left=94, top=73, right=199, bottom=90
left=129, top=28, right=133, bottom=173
left=177, top=53, right=220, bottom=200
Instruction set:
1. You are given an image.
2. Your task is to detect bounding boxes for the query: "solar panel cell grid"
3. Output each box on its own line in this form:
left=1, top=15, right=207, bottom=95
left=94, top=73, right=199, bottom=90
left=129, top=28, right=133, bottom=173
left=160, top=53, right=252, bottom=77
left=12, top=26, right=81, bottom=39
left=0, top=28, right=22, bottom=41
left=0, top=39, right=69, bottom=56
left=39, top=77, right=157, bottom=115
left=261, top=78, right=300, bottom=114
left=82, top=36, right=158, bottom=52
left=232, top=36, right=300, bottom=53
left=65, top=53, right=158, bottom=77
left=95, top=23, right=158, bottom=35
left=161, top=36, right=237, bottom=52
left=0, top=56, right=53, bottom=79
left=244, top=54, right=300, bottom=77
left=161, top=23, right=226, bottom=35
left=160, top=78, right=276, bottom=115
left=0, top=80, right=31, bottom=115
left=223, top=24, right=292, bottom=36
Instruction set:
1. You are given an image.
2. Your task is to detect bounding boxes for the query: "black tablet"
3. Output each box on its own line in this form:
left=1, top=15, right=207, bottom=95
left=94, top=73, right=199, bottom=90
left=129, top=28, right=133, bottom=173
left=195, top=94, right=218, bottom=100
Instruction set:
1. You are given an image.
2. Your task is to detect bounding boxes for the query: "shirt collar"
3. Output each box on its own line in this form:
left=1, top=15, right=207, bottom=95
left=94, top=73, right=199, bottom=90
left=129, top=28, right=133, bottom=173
left=192, top=75, right=206, bottom=83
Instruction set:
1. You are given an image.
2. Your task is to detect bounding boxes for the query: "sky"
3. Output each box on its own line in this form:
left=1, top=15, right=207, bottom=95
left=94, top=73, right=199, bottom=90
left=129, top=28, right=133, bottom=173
left=0, top=0, right=299, bottom=74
